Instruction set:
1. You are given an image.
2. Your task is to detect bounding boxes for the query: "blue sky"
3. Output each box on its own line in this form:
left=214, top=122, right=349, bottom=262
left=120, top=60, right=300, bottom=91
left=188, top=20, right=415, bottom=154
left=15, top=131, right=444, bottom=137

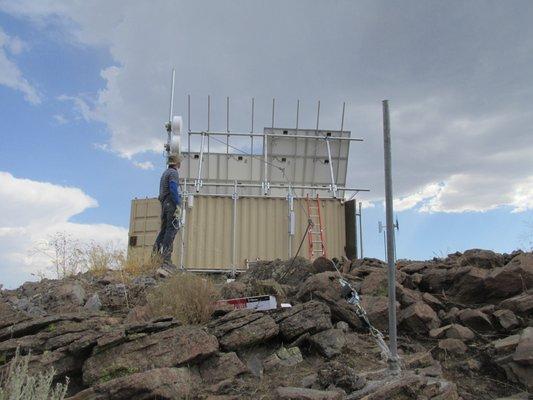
left=0, top=1, right=532, bottom=288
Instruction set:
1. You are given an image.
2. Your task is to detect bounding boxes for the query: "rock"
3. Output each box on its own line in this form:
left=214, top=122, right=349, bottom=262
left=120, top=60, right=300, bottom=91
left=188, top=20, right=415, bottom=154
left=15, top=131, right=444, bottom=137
left=419, top=268, right=452, bottom=293
left=67, top=367, right=197, bottom=400
left=208, top=309, right=279, bottom=350
left=400, top=302, right=440, bottom=334
left=335, top=321, right=349, bottom=332
left=84, top=293, right=102, bottom=312
left=82, top=326, right=218, bottom=385
left=311, top=257, right=336, bottom=273
left=131, top=276, right=156, bottom=287
left=249, top=279, right=286, bottom=298
left=123, top=305, right=151, bottom=324
left=56, top=282, right=86, bottom=306
left=275, top=301, right=332, bottom=341
left=458, top=249, right=504, bottom=269
left=421, top=293, right=443, bottom=310
left=513, top=327, right=532, bottom=365
left=317, top=360, right=366, bottom=392
left=485, top=253, right=533, bottom=299
left=492, top=334, right=521, bottom=354
left=451, top=267, right=488, bottom=302
left=220, top=281, right=248, bottom=299
left=397, top=285, right=422, bottom=307
left=263, top=346, right=303, bottom=370
left=360, top=271, right=387, bottom=296
left=493, top=309, right=519, bottom=331
left=500, top=291, right=533, bottom=316
left=296, top=272, right=345, bottom=304
left=429, top=324, right=475, bottom=341
left=437, top=338, right=467, bottom=355
left=457, top=308, right=493, bottom=332
left=309, top=329, right=346, bottom=358
left=301, top=374, right=318, bottom=388
left=199, top=352, right=248, bottom=384
left=275, top=386, right=343, bottom=400
left=360, top=296, right=400, bottom=332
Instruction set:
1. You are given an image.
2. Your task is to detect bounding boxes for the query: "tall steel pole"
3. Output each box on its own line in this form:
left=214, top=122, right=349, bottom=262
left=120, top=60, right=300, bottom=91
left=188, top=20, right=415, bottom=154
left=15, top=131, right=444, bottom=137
left=383, top=100, right=400, bottom=373
left=358, top=201, right=364, bottom=259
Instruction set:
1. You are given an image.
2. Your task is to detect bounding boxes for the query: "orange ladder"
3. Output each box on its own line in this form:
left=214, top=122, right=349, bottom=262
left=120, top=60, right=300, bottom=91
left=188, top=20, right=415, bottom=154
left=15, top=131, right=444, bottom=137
left=306, top=194, right=327, bottom=260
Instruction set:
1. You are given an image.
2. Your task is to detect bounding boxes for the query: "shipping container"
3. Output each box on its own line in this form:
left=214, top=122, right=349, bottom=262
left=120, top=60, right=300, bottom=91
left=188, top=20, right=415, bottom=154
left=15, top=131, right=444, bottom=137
left=128, top=195, right=348, bottom=270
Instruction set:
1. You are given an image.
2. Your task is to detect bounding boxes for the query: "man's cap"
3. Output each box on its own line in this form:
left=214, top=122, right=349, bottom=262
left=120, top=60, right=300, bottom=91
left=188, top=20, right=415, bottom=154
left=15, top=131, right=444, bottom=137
left=167, top=153, right=183, bottom=165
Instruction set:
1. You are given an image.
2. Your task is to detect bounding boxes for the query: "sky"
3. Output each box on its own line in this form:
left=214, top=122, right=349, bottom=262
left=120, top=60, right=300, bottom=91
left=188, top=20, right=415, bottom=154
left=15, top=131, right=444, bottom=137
left=0, top=1, right=532, bottom=288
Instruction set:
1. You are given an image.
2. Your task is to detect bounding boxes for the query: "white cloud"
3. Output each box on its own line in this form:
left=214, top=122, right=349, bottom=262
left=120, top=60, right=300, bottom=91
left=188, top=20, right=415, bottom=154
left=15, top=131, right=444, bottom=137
left=2, top=1, right=532, bottom=214
left=0, top=26, right=41, bottom=104
left=0, top=172, right=127, bottom=288
left=132, top=161, right=154, bottom=170
left=53, top=114, right=68, bottom=124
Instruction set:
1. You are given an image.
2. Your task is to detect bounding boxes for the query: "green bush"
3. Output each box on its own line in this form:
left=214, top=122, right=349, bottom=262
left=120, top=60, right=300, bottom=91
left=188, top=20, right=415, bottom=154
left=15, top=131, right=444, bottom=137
left=0, top=349, right=68, bottom=400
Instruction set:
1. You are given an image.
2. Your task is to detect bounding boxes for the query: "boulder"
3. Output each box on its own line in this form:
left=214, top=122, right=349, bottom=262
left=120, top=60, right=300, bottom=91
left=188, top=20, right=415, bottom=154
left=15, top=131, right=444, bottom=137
left=263, top=346, right=303, bottom=370
left=396, top=285, right=422, bottom=307
left=513, top=327, right=533, bottom=366
left=500, top=291, right=533, bottom=316
left=485, top=253, right=533, bottom=299
left=275, top=387, right=343, bottom=400
left=457, top=309, right=493, bottom=332
left=458, top=249, right=505, bottom=269
left=419, top=268, right=453, bottom=293
left=451, top=267, right=488, bottom=303
left=493, top=309, right=519, bottom=331
left=429, top=324, right=475, bottom=341
left=275, top=301, right=332, bottom=341
left=308, top=329, right=346, bottom=358
left=67, top=367, right=198, bottom=400
left=421, top=293, right=444, bottom=310
left=199, top=352, right=248, bottom=384
left=311, top=257, right=336, bottom=273
left=56, top=282, right=87, bottom=306
left=360, top=296, right=400, bottom=332
left=317, top=360, right=366, bottom=392
left=82, top=326, right=218, bottom=385
left=84, top=293, right=102, bottom=312
left=399, top=302, right=440, bottom=334
left=360, top=271, right=387, bottom=296
left=208, top=309, right=278, bottom=351
left=492, top=334, right=521, bottom=354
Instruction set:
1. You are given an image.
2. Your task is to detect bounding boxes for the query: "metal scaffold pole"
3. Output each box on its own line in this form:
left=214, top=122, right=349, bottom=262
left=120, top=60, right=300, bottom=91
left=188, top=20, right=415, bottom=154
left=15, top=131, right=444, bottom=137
left=382, top=100, right=400, bottom=373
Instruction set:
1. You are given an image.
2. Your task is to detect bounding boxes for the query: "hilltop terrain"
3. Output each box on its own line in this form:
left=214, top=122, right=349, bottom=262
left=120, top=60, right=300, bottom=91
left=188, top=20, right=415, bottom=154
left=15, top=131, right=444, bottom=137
left=0, top=249, right=531, bottom=399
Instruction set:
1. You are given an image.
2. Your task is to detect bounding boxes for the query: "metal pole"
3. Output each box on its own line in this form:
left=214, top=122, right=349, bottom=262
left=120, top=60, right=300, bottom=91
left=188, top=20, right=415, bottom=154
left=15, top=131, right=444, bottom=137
left=232, top=180, right=238, bottom=273
left=359, top=201, right=363, bottom=258
left=325, top=138, right=337, bottom=198
left=196, top=132, right=206, bottom=192
left=383, top=100, right=400, bottom=373
left=354, top=197, right=358, bottom=259
left=287, top=188, right=295, bottom=258
left=187, top=94, right=191, bottom=177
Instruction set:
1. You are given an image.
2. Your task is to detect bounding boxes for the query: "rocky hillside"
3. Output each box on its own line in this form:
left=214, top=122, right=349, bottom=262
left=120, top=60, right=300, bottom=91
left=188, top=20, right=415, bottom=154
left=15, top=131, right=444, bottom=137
left=0, top=249, right=531, bottom=399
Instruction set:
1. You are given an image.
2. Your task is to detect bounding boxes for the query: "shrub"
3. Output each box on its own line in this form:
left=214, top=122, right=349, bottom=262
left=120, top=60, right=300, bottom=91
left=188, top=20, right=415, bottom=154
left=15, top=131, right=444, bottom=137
left=146, top=273, right=219, bottom=324
left=0, top=349, right=68, bottom=400
left=121, top=252, right=162, bottom=278
left=86, top=241, right=125, bottom=278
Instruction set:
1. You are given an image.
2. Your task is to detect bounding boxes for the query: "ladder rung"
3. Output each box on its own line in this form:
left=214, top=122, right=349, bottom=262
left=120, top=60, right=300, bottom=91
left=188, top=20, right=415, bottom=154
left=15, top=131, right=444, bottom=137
left=309, top=214, right=319, bottom=217
left=312, top=241, right=323, bottom=243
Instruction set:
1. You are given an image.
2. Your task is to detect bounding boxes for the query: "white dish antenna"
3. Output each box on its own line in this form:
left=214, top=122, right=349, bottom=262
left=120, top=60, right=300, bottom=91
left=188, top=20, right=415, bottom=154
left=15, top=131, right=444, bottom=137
left=169, top=116, right=182, bottom=155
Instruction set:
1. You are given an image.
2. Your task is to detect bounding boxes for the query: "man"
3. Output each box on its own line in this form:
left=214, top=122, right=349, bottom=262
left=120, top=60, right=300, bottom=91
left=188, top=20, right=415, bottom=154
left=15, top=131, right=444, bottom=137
left=153, top=153, right=182, bottom=273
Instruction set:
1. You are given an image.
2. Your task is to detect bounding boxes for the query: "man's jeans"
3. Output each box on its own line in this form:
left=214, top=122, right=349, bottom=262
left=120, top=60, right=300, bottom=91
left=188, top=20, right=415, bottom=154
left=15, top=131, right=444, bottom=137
left=153, top=199, right=178, bottom=263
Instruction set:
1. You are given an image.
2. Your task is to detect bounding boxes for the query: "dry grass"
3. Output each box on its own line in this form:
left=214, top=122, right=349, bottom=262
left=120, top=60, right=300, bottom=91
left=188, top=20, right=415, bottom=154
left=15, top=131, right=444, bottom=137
left=86, top=242, right=125, bottom=278
left=121, top=252, right=162, bottom=278
left=146, top=273, right=219, bottom=324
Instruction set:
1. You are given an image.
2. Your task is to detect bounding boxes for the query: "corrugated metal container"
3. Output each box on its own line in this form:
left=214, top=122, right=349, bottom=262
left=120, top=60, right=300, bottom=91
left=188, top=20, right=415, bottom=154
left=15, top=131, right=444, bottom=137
left=128, top=195, right=346, bottom=270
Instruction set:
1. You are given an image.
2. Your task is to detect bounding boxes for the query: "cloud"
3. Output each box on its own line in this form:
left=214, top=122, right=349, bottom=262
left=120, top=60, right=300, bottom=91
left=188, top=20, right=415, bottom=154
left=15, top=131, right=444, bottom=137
left=132, top=161, right=154, bottom=170
left=2, top=1, right=532, bottom=213
left=0, top=171, right=127, bottom=288
left=0, top=26, right=41, bottom=104
left=53, top=114, right=68, bottom=124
